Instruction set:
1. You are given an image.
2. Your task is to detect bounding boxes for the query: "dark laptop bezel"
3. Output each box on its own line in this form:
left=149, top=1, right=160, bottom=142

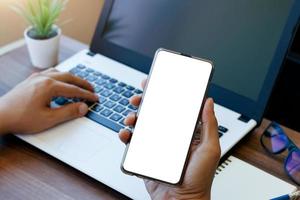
left=90, top=0, right=300, bottom=123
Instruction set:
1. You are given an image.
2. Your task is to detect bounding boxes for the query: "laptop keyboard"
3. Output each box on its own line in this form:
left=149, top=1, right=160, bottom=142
left=53, top=64, right=142, bottom=132
left=53, top=64, right=229, bottom=137
left=218, top=125, right=228, bottom=137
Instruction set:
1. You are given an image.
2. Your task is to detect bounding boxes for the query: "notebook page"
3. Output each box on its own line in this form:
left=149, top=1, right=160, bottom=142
left=211, top=156, right=296, bottom=200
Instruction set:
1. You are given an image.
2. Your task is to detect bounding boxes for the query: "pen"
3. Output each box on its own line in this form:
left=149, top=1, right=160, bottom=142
left=270, top=190, right=300, bottom=200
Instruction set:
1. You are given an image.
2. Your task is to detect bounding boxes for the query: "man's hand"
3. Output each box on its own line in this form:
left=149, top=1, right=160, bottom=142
left=119, top=81, right=220, bottom=200
left=0, top=68, right=98, bottom=135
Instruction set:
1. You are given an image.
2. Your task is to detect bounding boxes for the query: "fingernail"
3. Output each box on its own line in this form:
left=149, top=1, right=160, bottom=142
left=210, top=98, right=214, bottom=108
left=209, top=98, right=215, bottom=113
left=120, top=128, right=126, bottom=133
left=79, top=103, right=88, bottom=115
left=128, top=112, right=136, bottom=117
left=94, top=94, right=99, bottom=100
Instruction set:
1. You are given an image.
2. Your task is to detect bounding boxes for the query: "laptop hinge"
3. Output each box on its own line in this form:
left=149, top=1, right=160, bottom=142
left=87, top=51, right=96, bottom=57
left=238, top=114, right=251, bottom=123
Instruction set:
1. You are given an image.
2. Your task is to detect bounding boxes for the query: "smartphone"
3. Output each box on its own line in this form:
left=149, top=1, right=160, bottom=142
left=121, top=48, right=214, bottom=185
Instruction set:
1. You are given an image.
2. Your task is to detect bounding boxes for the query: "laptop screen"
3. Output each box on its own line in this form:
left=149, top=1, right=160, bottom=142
left=91, top=0, right=300, bottom=121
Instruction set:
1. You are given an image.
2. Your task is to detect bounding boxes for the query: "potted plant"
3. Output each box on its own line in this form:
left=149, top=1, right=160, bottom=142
left=12, top=0, right=68, bottom=69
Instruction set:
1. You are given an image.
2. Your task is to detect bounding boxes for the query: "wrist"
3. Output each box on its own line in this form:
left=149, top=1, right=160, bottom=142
left=171, top=188, right=211, bottom=200
left=162, top=190, right=210, bottom=200
left=176, top=194, right=210, bottom=200
left=163, top=195, right=210, bottom=200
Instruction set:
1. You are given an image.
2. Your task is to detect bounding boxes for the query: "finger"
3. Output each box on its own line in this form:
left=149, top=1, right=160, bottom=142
left=51, top=81, right=98, bottom=102
left=40, top=68, right=58, bottom=74
left=200, top=98, right=219, bottom=145
left=130, top=95, right=142, bottom=107
left=119, top=129, right=132, bottom=144
left=128, top=79, right=146, bottom=106
left=47, top=102, right=88, bottom=127
left=45, top=71, right=94, bottom=92
left=141, top=79, right=147, bottom=89
left=124, top=113, right=136, bottom=126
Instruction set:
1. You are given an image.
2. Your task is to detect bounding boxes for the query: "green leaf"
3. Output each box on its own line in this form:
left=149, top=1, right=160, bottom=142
left=10, top=0, right=68, bottom=39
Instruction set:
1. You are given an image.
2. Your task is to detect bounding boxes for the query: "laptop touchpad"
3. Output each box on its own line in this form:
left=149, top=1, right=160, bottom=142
left=33, top=118, right=112, bottom=162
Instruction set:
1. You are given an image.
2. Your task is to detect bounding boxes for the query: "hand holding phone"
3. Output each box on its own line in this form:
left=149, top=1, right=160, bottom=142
left=119, top=97, right=221, bottom=200
left=121, top=49, right=216, bottom=185
left=121, top=49, right=217, bottom=184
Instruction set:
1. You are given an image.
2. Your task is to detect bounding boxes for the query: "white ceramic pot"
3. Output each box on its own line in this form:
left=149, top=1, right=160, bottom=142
left=24, top=26, right=61, bottom=69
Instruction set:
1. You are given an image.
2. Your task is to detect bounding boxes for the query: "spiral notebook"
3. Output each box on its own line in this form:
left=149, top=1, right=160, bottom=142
left=211, top=156, right=296, bottom=200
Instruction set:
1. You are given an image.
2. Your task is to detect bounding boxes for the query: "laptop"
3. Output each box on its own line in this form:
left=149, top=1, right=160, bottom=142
left=17, top=0, right=300, bottom=199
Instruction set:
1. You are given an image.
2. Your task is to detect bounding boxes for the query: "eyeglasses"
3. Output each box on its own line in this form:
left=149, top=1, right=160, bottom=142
left=260, top=121, right=300, bottom=185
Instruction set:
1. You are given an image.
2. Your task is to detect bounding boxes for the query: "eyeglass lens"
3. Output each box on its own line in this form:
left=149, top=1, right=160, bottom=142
left=261, top=122, right=300, bottom=185
left=261, top=125, right=289, bottom=153
left=285, top=150, right=300, bottom=184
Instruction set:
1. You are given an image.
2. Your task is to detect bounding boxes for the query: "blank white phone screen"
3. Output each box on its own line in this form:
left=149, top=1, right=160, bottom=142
left=123, top=50, right=213, bottom=184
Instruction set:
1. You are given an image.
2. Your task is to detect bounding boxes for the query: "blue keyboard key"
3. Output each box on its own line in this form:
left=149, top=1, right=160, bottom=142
left=128, top=104, right=138, bottom=110
left=78, top=71, right=89, bottom=78
left=86, top=112, right=123, bottom=132
left=119, top=118, right=126, bottom=126
left=104, top=101, right=116, bottom=109
left=102, top=75, right=110, bottom=80
left=218, top=126, right=228, bottom=133
left=110, top=113, right=123, bottom=122
left=72, top=98, right=81, bottom=102
left=119, top=98, right=129, bottom=106
left=219, top=132, right=223, bottom=138
left=109, top=78, right=118, bottom=84
left=113, top=87, right=125, bottom=94
left=94, top=86, right=103, bottom=93
left=126, top=85, right=135, bottom=91
left=104, top=83, right=116, bottom=90
left=76, top=64, right=86, bottom=69
left=95, top=79, right=106, bottom=86
left=86, top=75, right=97, bottom=82
left=91, top=104, right=103, bottom=112
left=70, top=67, right=80, bottom=75
left=86, top=68, right=94, bottom=73
left=99, top=96, right=107, bottom=104
left=93, top=72, right=102, bottom=76
left=100, top=90, right=112, bottom=97
left=134, top=89, right=143, bottom=94
left=54, top=97, right=69, bottom=105
left=100, top=109, right=113, bottom=117
left=113, top=105, right=126, bottom=113
left=122, top=109, right=133, bottom=116
left=118, top=82, right=126, bottom=87
left=122, top=91, right=134, bottom=98
left=110, top=94, right=121, bottom=102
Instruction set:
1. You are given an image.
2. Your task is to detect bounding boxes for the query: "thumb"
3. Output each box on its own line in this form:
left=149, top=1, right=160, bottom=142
left=200, top=98, right=219, bottom=145
left=48, top=103, right=88, bottom=126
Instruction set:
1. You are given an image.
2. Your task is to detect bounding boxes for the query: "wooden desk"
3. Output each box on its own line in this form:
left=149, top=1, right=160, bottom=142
left=0, top=36, right=299, bottom=199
